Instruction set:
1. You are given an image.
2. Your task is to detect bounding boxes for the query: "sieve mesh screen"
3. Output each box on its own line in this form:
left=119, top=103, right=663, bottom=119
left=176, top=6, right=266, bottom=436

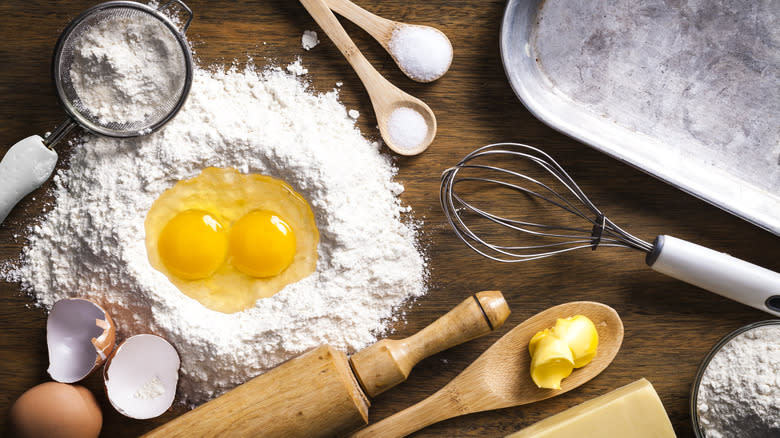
left=54, top=4, right=189, bottom=136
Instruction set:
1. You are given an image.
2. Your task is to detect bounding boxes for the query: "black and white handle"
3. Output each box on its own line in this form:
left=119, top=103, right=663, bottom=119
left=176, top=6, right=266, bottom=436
left=0, top=136, right=58, bottom=224
left=647, top=235, right=780, bottom=317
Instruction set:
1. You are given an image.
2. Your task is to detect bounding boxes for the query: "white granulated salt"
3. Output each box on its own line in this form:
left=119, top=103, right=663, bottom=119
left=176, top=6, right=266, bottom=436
left=389, top=25, right=452, bottom=82
left=5, top=62, right=427, bottom=404
left=387, top=107, right=428, bottom=150
left=348, top=109, right=360, bottom=119
left=69, top=14, right=184, bottom=125
left=696, top=324, right=780, bottom=438
left=301, top=30, right=319, bottom=50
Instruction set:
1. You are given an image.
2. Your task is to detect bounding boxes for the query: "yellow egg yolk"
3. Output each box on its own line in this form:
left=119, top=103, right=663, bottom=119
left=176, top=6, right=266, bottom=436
left=229, top=210, right=297, bottom=278
left=145, top=169, right=320, bottom=313
left=158, top=209, right=228, bottom=280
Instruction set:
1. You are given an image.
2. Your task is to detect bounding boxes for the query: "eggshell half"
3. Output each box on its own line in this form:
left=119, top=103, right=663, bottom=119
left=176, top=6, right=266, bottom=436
left=47, top=298, right=116, bottom=383
left=103, top=334, right=180, bottom=419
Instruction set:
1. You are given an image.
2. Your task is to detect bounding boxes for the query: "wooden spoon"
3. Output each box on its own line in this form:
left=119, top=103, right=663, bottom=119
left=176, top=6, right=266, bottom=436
left=350, top=301, right=624, bottom=437
left=324, top=0, right=453, bottom=83
left=299, top=0, right=436, bottom=156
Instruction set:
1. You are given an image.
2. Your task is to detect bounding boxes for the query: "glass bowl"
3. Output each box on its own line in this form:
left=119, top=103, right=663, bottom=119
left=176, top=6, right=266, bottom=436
left=690, top=319, right=780, bottom=437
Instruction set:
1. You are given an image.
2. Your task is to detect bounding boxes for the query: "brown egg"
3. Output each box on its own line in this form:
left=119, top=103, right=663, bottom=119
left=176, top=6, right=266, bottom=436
left=9, top=382, right=102, bottom=438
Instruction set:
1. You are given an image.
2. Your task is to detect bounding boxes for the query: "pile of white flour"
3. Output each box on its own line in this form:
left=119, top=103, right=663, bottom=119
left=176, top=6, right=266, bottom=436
left=69, top=14, right=185, bottom=125
left=5, top=62, right=427, bottom=404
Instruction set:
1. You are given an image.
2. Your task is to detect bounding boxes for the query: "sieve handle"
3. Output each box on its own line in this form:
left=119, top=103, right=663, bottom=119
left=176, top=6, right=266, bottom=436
left=0, top=136, right=58, bottom=224
left=647, top=235, right=780, bottom=317
left=158, top=0, right=193, bottom=33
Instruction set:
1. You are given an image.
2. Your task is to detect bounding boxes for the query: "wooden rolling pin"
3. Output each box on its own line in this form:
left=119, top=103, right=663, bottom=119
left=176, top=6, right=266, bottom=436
left=142, top=291, right=510, bottom=438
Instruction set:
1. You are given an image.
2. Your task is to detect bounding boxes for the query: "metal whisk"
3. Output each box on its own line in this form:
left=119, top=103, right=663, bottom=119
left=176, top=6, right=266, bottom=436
left=441, top=143, right=652, bottom=261
left=440, top=142, right=780, bottom=316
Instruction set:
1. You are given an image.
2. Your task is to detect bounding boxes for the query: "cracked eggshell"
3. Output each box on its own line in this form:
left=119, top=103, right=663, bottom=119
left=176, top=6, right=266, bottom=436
left=47, top=298, right=116, bottom=383
left=103, top=334, right=180, bottom=419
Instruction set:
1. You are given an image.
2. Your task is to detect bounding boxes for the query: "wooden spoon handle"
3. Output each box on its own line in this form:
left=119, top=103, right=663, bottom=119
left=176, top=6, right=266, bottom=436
left=350, top=291, right=510, bottom=397
left=349, top=387, right=460, bottom=438
left=298, top=0, right=386, bottom=101
left=324, top=0, right=396, bottom=48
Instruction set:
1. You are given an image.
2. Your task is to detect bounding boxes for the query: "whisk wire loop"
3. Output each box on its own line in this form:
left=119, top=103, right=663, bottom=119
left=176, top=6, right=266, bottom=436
left=440, top=143, right=654, bottom=262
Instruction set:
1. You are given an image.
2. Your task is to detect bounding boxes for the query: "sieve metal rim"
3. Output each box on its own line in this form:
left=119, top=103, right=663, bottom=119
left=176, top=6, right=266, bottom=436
left=51, top=0, right=194, bottom=139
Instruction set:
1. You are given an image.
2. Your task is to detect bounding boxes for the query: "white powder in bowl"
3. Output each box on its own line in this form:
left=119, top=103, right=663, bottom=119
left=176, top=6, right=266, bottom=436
left=5, top=62, right=427, bottom=404
left=69, top=14, right=185, bottom=125
left=387, top=107, right=428, bottom=151
left=696, top=324, right=780, bottom=438
left=389, top=24, right=452, bottom=82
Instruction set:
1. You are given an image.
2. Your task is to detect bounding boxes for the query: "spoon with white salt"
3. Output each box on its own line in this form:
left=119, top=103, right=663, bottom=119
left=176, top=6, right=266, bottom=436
left=325, top=0, right=453, bottom=83
left=299, top=0, right=437, bottom=156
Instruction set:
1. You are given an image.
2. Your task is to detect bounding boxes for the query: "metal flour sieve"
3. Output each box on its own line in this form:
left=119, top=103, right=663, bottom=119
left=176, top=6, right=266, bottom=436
left=0, top=0, right=194, bottom=223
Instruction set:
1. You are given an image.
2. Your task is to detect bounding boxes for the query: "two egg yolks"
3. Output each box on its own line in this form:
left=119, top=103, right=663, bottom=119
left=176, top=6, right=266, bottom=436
left=157, top=209, right=296, bottom=280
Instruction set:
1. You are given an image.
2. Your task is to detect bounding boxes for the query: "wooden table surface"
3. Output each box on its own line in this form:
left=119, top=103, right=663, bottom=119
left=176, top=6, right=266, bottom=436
left=1, top=1, right=778, bottom=437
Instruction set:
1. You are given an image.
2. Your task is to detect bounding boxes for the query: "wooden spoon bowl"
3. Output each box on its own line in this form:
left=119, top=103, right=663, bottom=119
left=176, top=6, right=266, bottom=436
left=376, top=99, right=437, bottom=156
left=325, top=0, right=453, bottom=83
left=351, top=301, right=624, bottom=437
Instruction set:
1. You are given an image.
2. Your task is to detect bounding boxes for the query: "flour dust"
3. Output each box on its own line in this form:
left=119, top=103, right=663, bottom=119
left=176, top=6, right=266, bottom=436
left=4, top=62, right=427, bottom=404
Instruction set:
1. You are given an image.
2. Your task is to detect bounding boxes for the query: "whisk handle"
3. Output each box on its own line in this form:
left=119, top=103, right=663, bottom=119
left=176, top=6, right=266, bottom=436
left=647, top=235, right=780, bottom=317
left=0, top=136, right=58, bottom=224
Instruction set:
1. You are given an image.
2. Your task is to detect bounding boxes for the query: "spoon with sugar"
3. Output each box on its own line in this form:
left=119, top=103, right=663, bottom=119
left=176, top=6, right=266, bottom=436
left=325, top=0, right=453, bottom=82
left=350, top=301, right=624, bottom=437
left=299, top=0, right=436, bottom=156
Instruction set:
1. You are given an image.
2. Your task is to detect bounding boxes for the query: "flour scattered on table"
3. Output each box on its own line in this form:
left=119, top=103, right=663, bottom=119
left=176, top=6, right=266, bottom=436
left=5, top=60, right=427, bottom=404
left=348, top=109, right=359, bottom=119
left=285, top=58, right=308, bottom=76
left=301, top=30, right=319, bottom=50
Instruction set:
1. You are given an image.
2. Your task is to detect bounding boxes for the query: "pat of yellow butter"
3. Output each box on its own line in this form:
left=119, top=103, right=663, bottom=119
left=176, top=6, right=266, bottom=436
left=506, top=379, right=676, bottom=438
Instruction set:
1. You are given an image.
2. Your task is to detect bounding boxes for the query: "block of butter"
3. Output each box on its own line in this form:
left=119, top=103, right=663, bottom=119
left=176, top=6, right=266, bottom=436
left=506, top=379, right=676, bottom=438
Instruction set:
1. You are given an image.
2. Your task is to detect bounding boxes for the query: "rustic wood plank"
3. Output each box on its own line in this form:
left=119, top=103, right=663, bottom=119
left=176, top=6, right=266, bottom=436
left=1, top=1, right=778, bottom=437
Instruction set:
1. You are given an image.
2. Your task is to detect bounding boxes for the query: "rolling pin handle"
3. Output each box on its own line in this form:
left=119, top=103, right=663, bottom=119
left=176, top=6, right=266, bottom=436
left=349, top=290, right=510, bottom=398
left=475, top=290, right=511, bottom=330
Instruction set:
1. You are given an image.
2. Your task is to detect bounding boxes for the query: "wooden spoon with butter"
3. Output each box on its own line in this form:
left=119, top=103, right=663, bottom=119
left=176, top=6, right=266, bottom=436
left=350, top=301, right=624, bottom=437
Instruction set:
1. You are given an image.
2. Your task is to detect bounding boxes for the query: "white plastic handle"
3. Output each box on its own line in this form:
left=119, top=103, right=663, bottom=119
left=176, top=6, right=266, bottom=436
left=0, top=135, right=58, bottom=224
left=647, top=235, right=780, bottom=317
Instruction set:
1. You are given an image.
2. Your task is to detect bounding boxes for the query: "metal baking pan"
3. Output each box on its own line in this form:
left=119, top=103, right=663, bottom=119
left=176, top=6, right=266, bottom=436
left=500, top=0, right=780, bottom=236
